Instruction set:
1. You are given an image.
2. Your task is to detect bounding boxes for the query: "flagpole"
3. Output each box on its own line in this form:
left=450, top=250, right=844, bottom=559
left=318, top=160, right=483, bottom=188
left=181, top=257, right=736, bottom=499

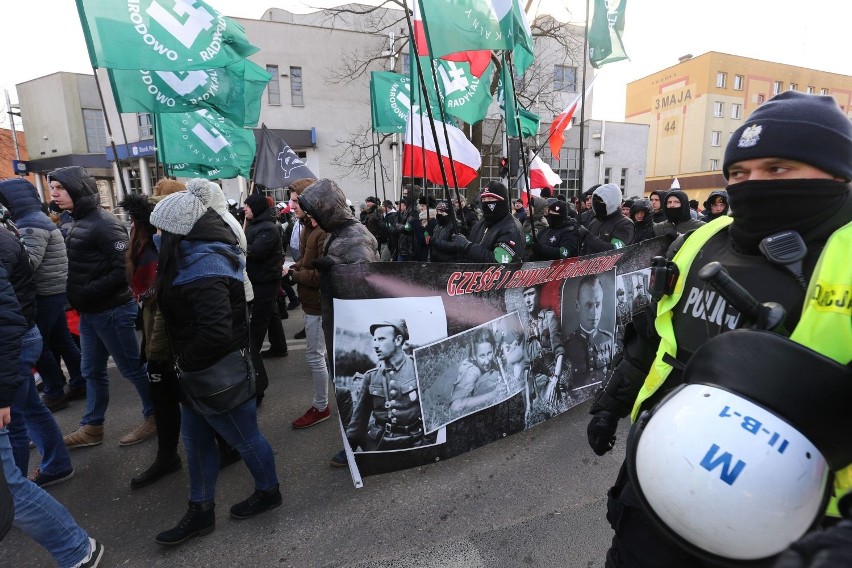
left=505, top=52, right=535, bottom=243
left=91, top=68, right=129, bottom=201
left=578, top=0, right=591, bottom=198
left=371, top=130, right=380, bottom=203
left=375, top=132, right=388, bottom=203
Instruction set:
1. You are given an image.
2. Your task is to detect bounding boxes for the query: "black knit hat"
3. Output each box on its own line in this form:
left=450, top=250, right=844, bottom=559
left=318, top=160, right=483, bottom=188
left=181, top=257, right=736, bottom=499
left=244, top=192, right=269, bottom=218
left=723, top=91, right=852, bottom=181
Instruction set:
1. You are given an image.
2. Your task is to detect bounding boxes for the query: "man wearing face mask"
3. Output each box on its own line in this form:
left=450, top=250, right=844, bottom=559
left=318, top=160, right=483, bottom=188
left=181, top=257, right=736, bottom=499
left=651, top=189, right=705, bottom=238
left=429, top=200, right=462, bottom=263
left=585, top=90, right=852, bottom=567
left=578, top=183, right=635, bottom=255
left=451, top=181, right=525, bottom=264
left=530, top=198, right=580, bottom=261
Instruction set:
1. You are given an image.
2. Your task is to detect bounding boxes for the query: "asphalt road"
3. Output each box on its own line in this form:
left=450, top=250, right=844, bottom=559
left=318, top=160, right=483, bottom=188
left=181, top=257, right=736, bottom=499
left=7, top=309, right=627, bottom=567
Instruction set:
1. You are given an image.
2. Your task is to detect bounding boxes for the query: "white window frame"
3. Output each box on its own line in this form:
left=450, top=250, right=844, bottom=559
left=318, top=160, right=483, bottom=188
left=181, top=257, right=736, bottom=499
left=773, top=81, right=783, bottom=95
left=733, top=75, right=744, bottom=90
left=266, top=64, right=280, bottom=105
left=710, top=158, right=719, bottom=171
left=716, top=72, right=727, bottom=88
left=713, top=101, right=724, bottom=117
left=731, top=103, right=742, bottom=119
left=711, top=131, right=722, bottom=147
left=290, top=66, right=303, bottom=106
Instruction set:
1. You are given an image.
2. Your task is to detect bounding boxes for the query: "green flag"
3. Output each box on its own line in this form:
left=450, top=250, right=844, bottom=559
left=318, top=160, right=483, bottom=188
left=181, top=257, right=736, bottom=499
left=412, top=56, right=495, bottom=126
left=504, top=1, right=535, bottom=76
left=108, top=60, right=271, bottom=126
left=163, top=161, right=245, bottom=179
left=154, top=109, right=255, bottom=178
left=76, top=0, right=258, bottom=70
left=370, top=72, right=413, bottom=133
left=498, top=63, right=539, bottom=138
left=417, top=0, right=511, bottom=58
left=589, top=0, right=629, bottom=68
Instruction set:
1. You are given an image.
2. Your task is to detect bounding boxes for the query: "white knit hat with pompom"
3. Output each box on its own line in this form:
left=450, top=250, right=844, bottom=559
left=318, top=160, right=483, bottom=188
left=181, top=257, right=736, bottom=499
left=150, top=179, right=212, bottom=235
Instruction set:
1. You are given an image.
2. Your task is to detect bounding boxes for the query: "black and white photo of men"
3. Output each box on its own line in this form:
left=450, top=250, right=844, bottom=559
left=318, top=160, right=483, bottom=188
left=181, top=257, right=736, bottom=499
left=561, top=270, right=617, bottom=393
left=522, top=284, right=568, bottom=419
left=332, top=297, right=446, bottom=453
left=415, top=314, right=525, bottom=433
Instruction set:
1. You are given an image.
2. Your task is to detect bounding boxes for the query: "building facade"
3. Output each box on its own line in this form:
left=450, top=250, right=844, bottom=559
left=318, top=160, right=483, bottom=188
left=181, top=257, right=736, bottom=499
left=626, top=51, right=852, bottom=202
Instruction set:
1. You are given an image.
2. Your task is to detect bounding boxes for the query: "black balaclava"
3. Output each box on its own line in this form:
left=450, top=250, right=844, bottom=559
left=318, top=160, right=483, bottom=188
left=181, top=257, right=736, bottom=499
left=480, top=181, right=510, bottom=226
left=435, top=200, right=450, bottom=226
left=592, top=183, right=622, bottom=220
left=545, top=197, right=568, bottom=228
left=664, top=190, right=691, bottom=223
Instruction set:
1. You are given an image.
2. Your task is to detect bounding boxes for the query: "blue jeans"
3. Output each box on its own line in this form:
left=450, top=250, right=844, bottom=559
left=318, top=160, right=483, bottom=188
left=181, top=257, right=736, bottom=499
left=79, top=300, right=153, bottom=426
left=1, top=428, right=90, bottom=567
left=180, top=398, right=278, bottom=503
left=36, top=293, right=84, bottom=401
left=9, top=326, right=72, bottom=476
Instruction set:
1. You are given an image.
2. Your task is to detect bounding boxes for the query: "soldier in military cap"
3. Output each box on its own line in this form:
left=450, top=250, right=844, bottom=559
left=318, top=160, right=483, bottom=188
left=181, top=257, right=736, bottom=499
left=522, top=285, right=566, bottom=410
left=345, top=319, right=429, bottom=451
left=564, top=274, right=614, bottom=390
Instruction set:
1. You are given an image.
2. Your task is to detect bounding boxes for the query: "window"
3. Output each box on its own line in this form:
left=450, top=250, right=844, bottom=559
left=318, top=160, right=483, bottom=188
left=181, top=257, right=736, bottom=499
left=553, top=148, right=580, bottom=189
left=266, top=65, right=280, bottom=105
left=821, top=88, right=829, bottom=95
left=137, top=113, right=153, bottom=139
left=83, top=109, right=107, bottom=153
left=807, top=86, right=815, bottom=94
left=733, top=75, right=744, bottom=90
left=710, top=158, right=719, bottom=171
left=290, top=66, right=303, bottom=106
left=553, top=65, right=577, bottom=92
left=773, top=81, right=783, bottom=95
left=716, top=72, right=727, bottom=88
left=731, top=103, right=742, bottom=119
left=620, top=168, right=628, bottom=190
left=711, top=131, right=722, bottom=146
left=603, top=167, right=611, bottom=184
left=713, top=101, right=724, bottom=117
left=756, top=94, right=765, bottom=104
left=789, top=83, right=798, bottom=91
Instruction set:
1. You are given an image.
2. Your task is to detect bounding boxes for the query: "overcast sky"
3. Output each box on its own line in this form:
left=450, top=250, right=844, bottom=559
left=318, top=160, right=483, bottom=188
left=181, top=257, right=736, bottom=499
left=3, top=0, right=850, bottom=128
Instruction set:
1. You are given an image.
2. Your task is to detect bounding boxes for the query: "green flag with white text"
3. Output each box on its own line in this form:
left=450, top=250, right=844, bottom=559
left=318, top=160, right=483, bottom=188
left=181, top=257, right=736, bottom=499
left=76, top=0, right=258, bottom=70
left=589, top=0, right=628, bottom=69
left=412, top=57, right=495, bottom=126
left=108, top=60, right=271, bottom=126
left=370, top=72, right=413, bottom=133
left=154, top=109, right=255, bottom=178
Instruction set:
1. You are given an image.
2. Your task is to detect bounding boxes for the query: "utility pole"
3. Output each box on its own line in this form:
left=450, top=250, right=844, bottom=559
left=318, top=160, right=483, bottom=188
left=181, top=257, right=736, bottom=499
left=5, top=89, right=22, bottom=163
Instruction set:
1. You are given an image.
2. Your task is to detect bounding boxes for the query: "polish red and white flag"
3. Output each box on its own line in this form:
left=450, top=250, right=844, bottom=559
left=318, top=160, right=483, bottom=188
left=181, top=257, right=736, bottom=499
left=529, top=151, right=562, bottom=189
left=548, top=75, right=598, bottom=158
left=403, top=112, right=481, bottom=188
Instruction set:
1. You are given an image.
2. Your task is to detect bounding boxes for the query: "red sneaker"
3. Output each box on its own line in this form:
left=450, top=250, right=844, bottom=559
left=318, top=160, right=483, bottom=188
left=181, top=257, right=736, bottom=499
left=292, top=406, right=331, bottom=429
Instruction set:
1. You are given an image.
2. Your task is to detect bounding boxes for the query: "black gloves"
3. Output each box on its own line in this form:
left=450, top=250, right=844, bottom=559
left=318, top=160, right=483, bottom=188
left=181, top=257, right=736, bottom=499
left=451, top=233, right=470, bottom=252
left=313, top=256, right=335, bottom=272
left=587, top=410, right=620, bottom=456
left=576, top=224, right=589, bottom=238
left=773, top=521, right=852, bottom=568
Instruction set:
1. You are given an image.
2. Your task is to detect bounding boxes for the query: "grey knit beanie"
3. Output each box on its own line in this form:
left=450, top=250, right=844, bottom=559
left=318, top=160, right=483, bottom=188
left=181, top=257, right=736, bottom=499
left=150, top=181, right=212, bottom=235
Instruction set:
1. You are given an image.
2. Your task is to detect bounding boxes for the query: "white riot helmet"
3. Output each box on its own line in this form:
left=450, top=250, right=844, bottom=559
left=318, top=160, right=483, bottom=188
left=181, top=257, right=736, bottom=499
left=626, top=329, right=851, bottom=565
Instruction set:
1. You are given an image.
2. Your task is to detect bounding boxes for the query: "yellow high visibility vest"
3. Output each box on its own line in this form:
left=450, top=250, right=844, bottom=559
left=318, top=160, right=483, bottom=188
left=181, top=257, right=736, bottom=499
left=631, top=218, right=852, bottom=516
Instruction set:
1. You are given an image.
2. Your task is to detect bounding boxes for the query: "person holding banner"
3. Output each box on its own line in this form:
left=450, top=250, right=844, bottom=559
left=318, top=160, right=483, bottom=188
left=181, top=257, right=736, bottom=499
left=578, top=183, right=635, bottom=254
left=530, top=198, right=581, bottom=261
left=587, top=91, right=852, bottom=567
left=451, top=182, right=525, bottom=264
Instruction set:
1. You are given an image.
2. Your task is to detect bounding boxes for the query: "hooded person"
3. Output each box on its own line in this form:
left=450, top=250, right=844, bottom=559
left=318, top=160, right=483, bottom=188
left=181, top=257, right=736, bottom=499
left=450, top=181, right=525, bottom=264
left=701, top=189, right=729, bottom=222
left=428, top=200, right=462, bottom=263
left=629, top=198, right=656, bottom=244
left=652, top=189, right=705, bottom=237
left=648, top=189, right=668, bottom=223
left=521, top=194, right=549, bottom=257
left=0, top=178, right=85, bottom=411
left=47, top=166, right=155, bottom=450
left=578, top=183, right=635, bottom=254
left=530, top=198, right=580, bottom=261
left=579, top=185, right=600, bottom=228
left=587, top=89, right=852, bottom=567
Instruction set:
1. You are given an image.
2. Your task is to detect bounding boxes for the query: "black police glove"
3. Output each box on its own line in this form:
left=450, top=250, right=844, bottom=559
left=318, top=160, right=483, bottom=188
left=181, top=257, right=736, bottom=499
left=313, top=256, right=336, bottom=272
left=451, top=233, right=470, bottom=252
left=587, top=410, right=620, bottom=456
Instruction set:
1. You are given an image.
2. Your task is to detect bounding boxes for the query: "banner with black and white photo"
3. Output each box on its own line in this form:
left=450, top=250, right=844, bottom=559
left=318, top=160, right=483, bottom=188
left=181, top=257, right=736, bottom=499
left=329, top=237, right=670, bottom=486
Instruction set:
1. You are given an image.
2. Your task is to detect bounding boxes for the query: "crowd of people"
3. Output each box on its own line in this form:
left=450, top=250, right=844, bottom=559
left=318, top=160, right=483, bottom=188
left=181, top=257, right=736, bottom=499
left=0, top=90, right=849, bottom=567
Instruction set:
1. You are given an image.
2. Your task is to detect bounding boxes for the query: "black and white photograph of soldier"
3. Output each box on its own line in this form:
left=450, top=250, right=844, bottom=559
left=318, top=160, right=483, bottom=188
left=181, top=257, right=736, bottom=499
left=415, top=313, right=525, bottom=434
left=560, top=269, right=617, bottom=394
left=614, top=268, right=652, bottom=352
left=521, top=284, right=569, bottom=422
left=332, top=297, right=447, bottom=453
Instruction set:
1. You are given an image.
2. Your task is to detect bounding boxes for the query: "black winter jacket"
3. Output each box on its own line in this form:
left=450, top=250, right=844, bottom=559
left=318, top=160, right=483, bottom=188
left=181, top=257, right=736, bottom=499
left=531, top=220, right=580, bottom=261
left=245, top=208, right=283, bottom=283
left=49, top=166, right=131, bottom=312
left=582, top=213, right=635, bottom=254
left=0, top=264, right=27, bottom=407
left=463, top=213, right=525, bottom=263
left=0, top=227, right=35, bottom=327
left=429, top=217, right=462, bottom=262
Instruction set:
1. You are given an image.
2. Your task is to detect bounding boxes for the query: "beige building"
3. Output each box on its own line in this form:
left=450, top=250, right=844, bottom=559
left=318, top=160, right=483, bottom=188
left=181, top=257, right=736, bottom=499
left=625, top=51, right=852, bottom=203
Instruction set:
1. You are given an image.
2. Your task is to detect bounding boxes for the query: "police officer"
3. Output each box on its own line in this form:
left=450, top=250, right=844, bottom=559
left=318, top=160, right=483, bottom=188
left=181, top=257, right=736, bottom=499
left=346, top=319, right=427, bottom=451
left=586, top=90, right=852, bottom=567
left=564, top=274, right=613, bottom=391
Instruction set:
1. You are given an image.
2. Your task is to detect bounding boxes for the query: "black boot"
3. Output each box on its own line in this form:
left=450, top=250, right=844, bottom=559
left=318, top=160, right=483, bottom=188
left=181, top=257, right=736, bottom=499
left=230, top=485, right=282, bottom=520
left=155, top=501, right=215, bottom=546
left=131, top=454, right=182, bottom=489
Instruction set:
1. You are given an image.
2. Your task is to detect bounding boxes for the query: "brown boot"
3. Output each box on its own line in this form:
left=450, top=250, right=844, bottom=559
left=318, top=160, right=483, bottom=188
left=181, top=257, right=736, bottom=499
left=119, top=416, right=157, bottom=446
left=64, top=425, right=104, bottom=448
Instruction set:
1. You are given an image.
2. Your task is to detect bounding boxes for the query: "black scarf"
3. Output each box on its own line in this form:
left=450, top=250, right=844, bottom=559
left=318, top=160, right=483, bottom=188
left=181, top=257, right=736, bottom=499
left=482, top=200, right=509, bottom=226
left=727, top=179, right=849, bottom=254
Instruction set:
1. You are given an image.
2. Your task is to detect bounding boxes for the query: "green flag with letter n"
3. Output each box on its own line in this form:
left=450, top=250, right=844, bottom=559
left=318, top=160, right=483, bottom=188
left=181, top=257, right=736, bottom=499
left=75, top=0, right=258, bottom=70
left=154, top=109, right=255, bottom=178
left=370, top=72, right=412, bottom=134
left=108, top=59, right=271, bottom=126
left=589, top=0, right=629, bottom=69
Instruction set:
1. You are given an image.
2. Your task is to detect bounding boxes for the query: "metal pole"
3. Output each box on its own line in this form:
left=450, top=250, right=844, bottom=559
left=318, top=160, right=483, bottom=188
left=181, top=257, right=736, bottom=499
left=578, top=0, right=591, bottom=193
left=91, top=68, right=129, bottom=200
left=5, top=90, right=22, bottom=162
